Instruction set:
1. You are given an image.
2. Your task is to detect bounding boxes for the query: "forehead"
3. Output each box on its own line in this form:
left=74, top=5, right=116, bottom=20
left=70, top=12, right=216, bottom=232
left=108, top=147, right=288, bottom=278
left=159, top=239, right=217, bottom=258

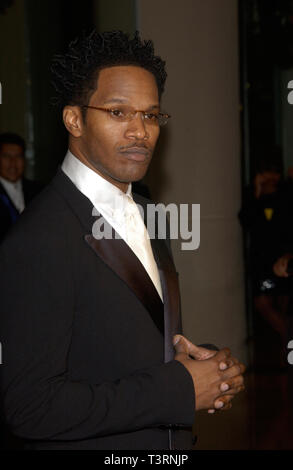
left=92, top=65, right=159, bottom=104
left=0, top=143, right=24, bottom=157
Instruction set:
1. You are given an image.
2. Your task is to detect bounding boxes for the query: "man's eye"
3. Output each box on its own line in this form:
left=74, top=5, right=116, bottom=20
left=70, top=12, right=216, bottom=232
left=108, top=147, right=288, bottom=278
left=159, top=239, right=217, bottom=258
left=110, top=109, right=125, bottom=118
left=144, top=113, right=159, bottom=121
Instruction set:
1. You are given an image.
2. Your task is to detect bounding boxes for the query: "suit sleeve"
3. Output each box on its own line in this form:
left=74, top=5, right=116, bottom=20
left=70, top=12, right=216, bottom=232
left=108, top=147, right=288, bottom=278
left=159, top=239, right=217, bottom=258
left=0, top=219, right=195, bottom=441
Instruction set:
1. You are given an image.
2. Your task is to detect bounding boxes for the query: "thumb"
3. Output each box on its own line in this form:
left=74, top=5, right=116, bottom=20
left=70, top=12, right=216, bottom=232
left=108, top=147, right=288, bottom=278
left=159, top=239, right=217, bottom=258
left=173, top=335, right=189, bottom=355
left=174, top=335, right=206, bottom=359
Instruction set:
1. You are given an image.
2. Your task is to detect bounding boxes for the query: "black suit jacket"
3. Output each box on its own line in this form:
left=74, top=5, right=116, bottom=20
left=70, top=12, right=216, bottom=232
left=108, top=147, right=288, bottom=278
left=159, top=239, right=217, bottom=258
left=0, top=178, right=42, bottom=242
left=0, top=168, right=195, bottom=450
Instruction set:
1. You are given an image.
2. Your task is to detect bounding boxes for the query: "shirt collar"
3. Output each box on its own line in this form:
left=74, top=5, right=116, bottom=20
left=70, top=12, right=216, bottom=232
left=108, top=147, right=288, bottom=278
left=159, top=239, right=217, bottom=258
left=61, top=150, right=132, bottom=219
left=0, top=176, right=22, bottom=191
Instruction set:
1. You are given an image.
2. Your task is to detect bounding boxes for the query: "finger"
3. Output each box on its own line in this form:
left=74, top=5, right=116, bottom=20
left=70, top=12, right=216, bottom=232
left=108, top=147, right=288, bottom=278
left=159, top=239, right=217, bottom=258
left=173, top=334, right=183, bottom=346
left=221, top=362, right=246, bottom=380
left=219, top=356, right=245, bottom=372
left=219, top=357, right=235, bottom=370
left=218, top=354, right=241, bottom=370
left=178, top=336, right=202, bottom=357
left=219, top=361, right=229, bottom=370
left=221, top=356, right=241, bottom=367
left=220, top=374, right=245, bottom=393
left=230, top=356, right=239, bottom=364
left=189, top=345, right=217, bottom=360
left=214, top=348, right=232, bottom=365
left=214, top=402, right=233, bottom=412
left=173, top=335, right=189, bottom=355
left=207, top=409, right=215, bottom=414
left=189, top=345, right=215, bottom=360
left=220, top=383, right=245, bottom=396
left=214, top=394, right=234, bottom=410
left=173, top=335, right=215, bottom=360
left=238, top=362, right=246, bottom=374
left=221, top=364, right=241, bottom=379
left=220, top=402, right=232, bottom=411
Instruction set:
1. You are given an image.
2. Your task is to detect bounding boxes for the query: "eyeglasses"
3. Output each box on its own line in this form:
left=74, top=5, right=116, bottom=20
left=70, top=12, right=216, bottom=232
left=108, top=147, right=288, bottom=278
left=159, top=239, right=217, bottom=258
left=82, top=105, right=171, bottom=127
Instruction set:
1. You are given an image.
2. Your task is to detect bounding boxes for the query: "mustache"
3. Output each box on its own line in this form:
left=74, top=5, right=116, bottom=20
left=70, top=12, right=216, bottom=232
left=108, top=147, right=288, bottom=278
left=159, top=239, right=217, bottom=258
left=118, top=143, right=152, bottom=152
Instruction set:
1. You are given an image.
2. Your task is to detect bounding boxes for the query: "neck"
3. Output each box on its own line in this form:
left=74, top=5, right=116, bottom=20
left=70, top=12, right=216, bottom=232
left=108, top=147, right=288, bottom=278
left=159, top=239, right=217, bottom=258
left=68, top=144, right=129, bottom=193
left=0, top=176, right=21, bottom=184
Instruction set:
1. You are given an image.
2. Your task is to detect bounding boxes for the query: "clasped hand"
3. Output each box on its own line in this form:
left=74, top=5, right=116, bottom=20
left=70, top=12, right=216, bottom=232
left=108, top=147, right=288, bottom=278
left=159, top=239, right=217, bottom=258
left=173, top=335, right=245, bottom=413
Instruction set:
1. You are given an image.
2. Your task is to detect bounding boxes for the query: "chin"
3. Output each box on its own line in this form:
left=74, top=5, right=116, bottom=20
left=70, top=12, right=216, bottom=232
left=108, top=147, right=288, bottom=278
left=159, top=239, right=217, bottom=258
left=110, top=166, right=147, bottom=184
left=125, top=166, right=149, bottom=183
left=123, top=172, right=148, bottom=184
left=6, top=176, right=19, bottom=183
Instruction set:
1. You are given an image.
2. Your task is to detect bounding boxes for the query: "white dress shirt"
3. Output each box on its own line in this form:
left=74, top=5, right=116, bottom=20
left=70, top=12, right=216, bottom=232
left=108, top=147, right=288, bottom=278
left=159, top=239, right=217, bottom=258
left=61, top=150, right=163, bottom=300
left=0, top=176, right=25, bottom=213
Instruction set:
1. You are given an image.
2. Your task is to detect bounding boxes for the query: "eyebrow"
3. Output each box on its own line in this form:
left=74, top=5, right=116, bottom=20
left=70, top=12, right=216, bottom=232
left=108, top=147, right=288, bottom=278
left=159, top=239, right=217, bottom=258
left=102, top=98, right=128, bottom=104
left=102, top=98, right=160, bottom=110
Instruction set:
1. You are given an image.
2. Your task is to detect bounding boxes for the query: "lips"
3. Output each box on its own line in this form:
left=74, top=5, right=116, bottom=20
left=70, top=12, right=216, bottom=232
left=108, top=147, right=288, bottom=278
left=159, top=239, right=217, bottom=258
left=119, top=147, right=150, bottom=162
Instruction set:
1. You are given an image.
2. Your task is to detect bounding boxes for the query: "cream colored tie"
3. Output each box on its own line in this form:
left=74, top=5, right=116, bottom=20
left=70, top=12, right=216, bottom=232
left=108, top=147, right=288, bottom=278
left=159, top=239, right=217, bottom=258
left=124, top=195, right=163, bottom=301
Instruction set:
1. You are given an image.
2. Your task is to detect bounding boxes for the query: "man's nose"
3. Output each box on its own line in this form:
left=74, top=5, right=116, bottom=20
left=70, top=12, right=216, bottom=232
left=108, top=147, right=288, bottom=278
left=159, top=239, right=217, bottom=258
left=125, top=112, right=149, bottom=140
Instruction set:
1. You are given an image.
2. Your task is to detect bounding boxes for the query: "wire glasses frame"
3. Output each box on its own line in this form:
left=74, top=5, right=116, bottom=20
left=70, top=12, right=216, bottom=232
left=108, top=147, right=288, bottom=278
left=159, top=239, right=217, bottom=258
left=82, top=105, right=171, bottom=127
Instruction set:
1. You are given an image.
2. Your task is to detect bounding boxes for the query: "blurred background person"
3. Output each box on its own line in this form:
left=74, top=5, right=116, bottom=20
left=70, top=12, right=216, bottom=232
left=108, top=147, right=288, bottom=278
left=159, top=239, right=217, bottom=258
left=0, top=132, right=43, bottom=241
left=239, top=153, right=293, bottom=449
left=239, top=158, right=290, bottom=365
left=0, top=131, right=43, bottom=448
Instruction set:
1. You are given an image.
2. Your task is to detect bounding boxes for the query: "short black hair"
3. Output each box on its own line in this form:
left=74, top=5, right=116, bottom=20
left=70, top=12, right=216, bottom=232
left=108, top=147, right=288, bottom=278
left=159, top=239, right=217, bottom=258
left=0, top=132, right=26, bottom=155
left=51, top=30, right=167, bottom=111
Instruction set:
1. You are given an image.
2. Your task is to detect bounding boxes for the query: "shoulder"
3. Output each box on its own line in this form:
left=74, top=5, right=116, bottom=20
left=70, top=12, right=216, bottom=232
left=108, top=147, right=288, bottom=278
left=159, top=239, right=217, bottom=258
left=0, top=177, right=77, bottom=257
left=16, top=181, right=70, bottom=228
left=22, top=178, right=44, bottom=199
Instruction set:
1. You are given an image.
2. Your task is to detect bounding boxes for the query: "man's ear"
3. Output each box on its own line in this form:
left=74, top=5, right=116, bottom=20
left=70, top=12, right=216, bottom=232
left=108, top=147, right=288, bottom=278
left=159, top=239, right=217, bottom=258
left=63, top=106, right=84, bottom=137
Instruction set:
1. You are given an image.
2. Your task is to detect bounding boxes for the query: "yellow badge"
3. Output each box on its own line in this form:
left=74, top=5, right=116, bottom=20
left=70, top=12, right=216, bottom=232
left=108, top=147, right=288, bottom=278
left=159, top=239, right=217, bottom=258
left=264, top=208, right=273, bottom=221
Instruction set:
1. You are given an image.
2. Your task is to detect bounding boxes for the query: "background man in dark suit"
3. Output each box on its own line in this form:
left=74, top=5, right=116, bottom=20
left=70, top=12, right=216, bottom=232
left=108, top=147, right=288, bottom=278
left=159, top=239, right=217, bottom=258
left=0, top=132, right=42, bottom=241
left=0, top=30, right=245, bottom=450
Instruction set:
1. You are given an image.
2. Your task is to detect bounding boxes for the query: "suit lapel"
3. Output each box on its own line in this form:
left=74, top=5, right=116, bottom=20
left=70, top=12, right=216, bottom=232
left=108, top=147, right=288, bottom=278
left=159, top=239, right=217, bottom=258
left=84, top=224, right=165, bottom=336
left=133, top=193, right=182, bottom=363
left=150, top=237, right=182, bottom=362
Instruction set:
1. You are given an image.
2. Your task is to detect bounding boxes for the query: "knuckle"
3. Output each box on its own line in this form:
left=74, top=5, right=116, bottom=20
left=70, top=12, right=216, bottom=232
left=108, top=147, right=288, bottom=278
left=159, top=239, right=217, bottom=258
left=217, top=368, right=224, bottom=380
left=232, top=365, right=241, bottom=376
left=223, top=395, right=232, bottom=403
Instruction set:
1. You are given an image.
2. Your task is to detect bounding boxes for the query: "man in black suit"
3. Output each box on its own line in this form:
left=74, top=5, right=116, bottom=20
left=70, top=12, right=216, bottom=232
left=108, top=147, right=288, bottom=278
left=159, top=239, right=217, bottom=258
left=0, top=31, right=245, bottom=450
left=0, top=132, right=42, bottom=242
